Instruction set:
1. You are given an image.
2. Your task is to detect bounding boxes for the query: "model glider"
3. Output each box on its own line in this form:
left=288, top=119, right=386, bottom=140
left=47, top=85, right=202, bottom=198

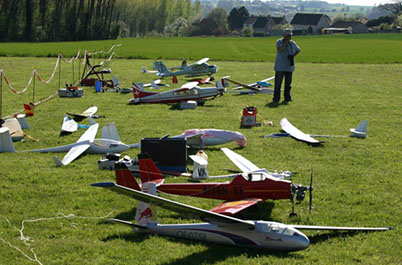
left=264, top=119, right=367, bottom=141
left=129, top=81, right=225, bottom=105
left=190, top=148, right=293, bottom=180
left=224, top=76, right=275, bottom=95
left=92, top=180, right=392, bottom=252
left=148, top=58, right=218, bottom=78
left=26, top=123, right=137, bottom=166
left=111, top=158, right=311, bottom=216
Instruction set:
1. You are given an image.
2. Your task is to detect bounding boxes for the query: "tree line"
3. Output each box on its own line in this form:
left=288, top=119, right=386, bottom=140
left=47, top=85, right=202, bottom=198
left=0, top=0, right=120, bottom=42
left=0, top=0, right=202, bottom=41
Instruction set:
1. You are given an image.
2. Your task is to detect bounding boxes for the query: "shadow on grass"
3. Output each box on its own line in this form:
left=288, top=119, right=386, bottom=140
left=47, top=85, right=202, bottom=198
left=266, top=101, right=280, bottom=108
left=308, top=231, right=362, bottom=245
left=102, top=231, right=152, bottom=243
left=159, top=243, right=303, bottom=265
left=169, top=103, right=218, bottom=110
left=102, top=231, right=302, bottom=263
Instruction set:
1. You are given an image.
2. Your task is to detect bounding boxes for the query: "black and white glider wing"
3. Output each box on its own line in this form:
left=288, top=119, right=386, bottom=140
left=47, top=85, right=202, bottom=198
left=91, top=182, right=255, bottom=229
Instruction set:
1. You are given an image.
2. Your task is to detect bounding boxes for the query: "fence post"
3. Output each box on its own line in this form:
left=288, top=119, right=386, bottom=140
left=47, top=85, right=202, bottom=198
left=59, top=54, right=61, bottom=89
left=72, top=58, right=74, bottom=85
left=0, top=70, right=3, bottom=118
left=33, top=71, right=36, bottom=103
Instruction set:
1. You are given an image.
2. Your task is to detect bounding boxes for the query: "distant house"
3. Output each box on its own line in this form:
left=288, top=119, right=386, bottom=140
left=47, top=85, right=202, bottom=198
left=253, top=17, right=270, bottom=34
left=241, top=15, right=288, bottom=35
left=325, top=21, right=369, bottom=34
left=233, top=16, right=250, bottom=32
left=270, top=16, right=288, bottom=27
left=290, top=13, right=331, bottom=34
left=243, top=16, right=257, bottom=30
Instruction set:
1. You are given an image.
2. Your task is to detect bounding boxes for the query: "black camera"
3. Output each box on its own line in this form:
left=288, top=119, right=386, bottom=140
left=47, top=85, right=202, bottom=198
left=288, top=55, right=295, bottom=66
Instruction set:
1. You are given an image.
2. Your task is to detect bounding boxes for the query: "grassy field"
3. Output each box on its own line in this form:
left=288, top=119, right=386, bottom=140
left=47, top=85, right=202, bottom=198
left=0, top=36, right=401, bottom=264
left=0, top=34, right=401, bottom=63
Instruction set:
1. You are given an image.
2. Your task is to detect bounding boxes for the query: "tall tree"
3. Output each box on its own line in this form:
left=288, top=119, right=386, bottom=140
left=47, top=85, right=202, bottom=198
left=379, top=0, right=402, bottom=16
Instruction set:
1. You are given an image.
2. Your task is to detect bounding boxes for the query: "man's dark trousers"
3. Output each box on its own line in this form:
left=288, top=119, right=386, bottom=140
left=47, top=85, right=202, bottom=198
left=273, top=71, right=292, bottom=102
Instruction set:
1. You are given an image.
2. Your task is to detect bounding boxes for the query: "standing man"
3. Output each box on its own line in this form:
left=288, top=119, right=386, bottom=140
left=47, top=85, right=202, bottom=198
left=273, top=28, right=300, bottom=103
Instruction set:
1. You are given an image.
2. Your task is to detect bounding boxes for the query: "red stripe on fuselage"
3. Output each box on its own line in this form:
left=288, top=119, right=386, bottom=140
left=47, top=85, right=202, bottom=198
left=157, top=176, right=291, bottom=201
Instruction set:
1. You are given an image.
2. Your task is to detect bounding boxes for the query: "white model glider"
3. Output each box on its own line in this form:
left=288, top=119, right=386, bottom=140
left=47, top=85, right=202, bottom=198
left=27, top=122, right=137, bottom=166
left=190, top=148, right=293, bottom=180
left=264, top=119, right=366, bottom=141
left=92, top=180, right=392, bottom=252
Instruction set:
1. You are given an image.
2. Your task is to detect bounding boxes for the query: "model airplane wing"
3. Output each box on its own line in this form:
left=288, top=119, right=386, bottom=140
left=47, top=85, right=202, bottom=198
left=181, top=81, right=199, bottom=89
left=280, top=118, right=322, bottom=144
left=260, top=76, right=275, bottom=83
left=66, top=106, right=98, bottom=118
left=57, top=143, right=91, bottom=166
left=91, top=182, right=255, bottom=229
left=210, top=199, right=263, bottom=215
left=194, top=58, right=209, bottom=65
left=77, top=123, right=99, bottom=142
left=226, top=78, right=262, bottom=92
left=290, top=225, right=392, bottom=231
left=244, top=76, right=275, bottom=88
left=61, top=115, right=78, bottom=133
left=221, top=148, right=260, bottom=173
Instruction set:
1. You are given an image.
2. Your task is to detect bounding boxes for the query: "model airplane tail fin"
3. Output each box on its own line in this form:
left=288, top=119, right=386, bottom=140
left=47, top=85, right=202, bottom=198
left=150, top=80, right=159, bottom=89
left=189, top=151, right=209, bottom=180
left=138, top=153, right=164, bottom=185
left=0, top=127, right=16, bottom=152
left=135, top=182, right=158, bottom=226
left=53, top=156, right=63, bottom=167
left=101, top=123, right=121, bottom=142
left=157, top=62, right=168, bottom=74
left=115, top=162, right=141, bottom=190
left=350, top=120, right=367, bottom=138
left=181, top=58, right=187, bottom=68
left=132, top=83, right=157, bottom=99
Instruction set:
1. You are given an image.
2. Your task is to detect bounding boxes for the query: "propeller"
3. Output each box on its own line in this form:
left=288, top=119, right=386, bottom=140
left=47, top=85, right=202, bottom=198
left=289, top=169, right=314, bottom=217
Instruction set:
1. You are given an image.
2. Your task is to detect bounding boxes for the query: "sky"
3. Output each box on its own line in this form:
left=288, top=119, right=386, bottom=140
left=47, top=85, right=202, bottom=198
left=314, top=0, right=395, bottom=6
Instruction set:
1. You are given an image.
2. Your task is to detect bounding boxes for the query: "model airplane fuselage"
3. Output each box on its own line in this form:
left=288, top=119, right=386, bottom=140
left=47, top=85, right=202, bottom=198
left=156, top=58, right=218, bottom=78
left=26, top=123, right=136, bottom=166
left=129, top=82, right=222, bottom=105
left=117, top=157, right=307, bottom=216
left=29, top=139, right=130, bottom=154
left=124, top=220, right=309, bottom=251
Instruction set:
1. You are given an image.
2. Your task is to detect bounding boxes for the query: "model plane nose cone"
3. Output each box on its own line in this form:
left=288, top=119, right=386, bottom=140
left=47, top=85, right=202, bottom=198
left=295, top=233, right=310, bottom=251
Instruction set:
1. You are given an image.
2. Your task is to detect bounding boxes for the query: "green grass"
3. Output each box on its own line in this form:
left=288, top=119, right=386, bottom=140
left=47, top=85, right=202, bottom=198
left=0, top=49, right=401, bottom=264
left=0, top=34, right=401, bottom=63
